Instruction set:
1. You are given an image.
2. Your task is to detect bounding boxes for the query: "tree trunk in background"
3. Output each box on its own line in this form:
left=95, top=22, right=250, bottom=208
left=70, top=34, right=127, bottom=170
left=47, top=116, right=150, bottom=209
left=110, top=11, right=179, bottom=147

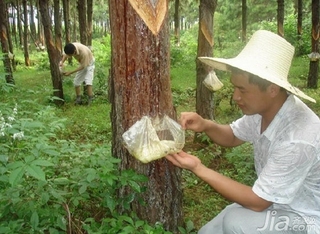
left=87, top=0, right=93, bottom=47
left=296, top=0, right=303, bottom=55
left=5, top=1, right=16, bottom=72
left=39, top=0, right=64, bottom=105
left=0, top=0, right=14, bottom=84
left=36, top=1, right=45, bottom=46
left=77, top=0, right=88, bottom=95
left=62, top=0, right=73, bottom=65
left=277, top=0, right=284, bottom=37
left=72, top=10, right=77, bottom=41
left=241, top=0, right=247, bottom=42
left=195, top=0, right=217, bottom=142
left=62, top=0, right=71, bottom=46
left=174, top=0, right=180, bottom=46
left=22, top=0, right=30, bottom=66
left=54, top=0, right=63, bottom=53
left=11, top=2, right=18, bottom=47
left=109, top=0, right=183, bottom=232
left=307, top=0, right=319, bottom=88
left=16, top=0, right=23, bottom=47
left=30, top=0, right=37, bottom=40
left=77, top=0, right=87, bottom=45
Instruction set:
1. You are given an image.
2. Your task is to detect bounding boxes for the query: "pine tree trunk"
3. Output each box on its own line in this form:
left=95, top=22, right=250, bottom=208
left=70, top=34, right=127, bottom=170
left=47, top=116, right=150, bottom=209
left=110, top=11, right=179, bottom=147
left=174, top=0, right=180, bottom=46
left=38, top=0, right=64, bottom=105
left=22, top=0, right=30, bottom=66
left=87, top=0, right=93, bottom=47
left=109, top=0, right=183, bottom=232
left=195, top=0, right=217, bottom=142
left=277, top=0, right=284, bottom=37
left=54, top=0, right=62, bottom=53
left=62, top=0, right=71, bottom=45
left=77, top=0, right=87, bottom=45
left=307, top=0, right=320, bottom=88
left=0, top=0, right=14, bottom=84
left=241, top=0, right=247, bottom=42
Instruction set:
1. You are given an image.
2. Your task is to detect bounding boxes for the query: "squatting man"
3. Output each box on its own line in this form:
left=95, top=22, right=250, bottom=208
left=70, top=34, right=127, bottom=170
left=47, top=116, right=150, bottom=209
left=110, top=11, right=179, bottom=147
left=166, top=30, right=320, bottom=234
left=59, top=42, right=95, bottom=105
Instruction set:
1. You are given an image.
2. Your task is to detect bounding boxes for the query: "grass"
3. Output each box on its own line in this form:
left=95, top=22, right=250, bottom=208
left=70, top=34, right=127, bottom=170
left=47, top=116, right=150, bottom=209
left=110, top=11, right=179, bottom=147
left=2, top=47, right=320, bottom=232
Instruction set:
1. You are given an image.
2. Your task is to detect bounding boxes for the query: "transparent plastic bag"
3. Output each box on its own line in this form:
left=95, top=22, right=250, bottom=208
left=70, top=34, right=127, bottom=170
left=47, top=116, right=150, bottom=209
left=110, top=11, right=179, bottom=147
left=122, top=115, right=185, bottom=163
left=203, top=70, right=223, bottom=91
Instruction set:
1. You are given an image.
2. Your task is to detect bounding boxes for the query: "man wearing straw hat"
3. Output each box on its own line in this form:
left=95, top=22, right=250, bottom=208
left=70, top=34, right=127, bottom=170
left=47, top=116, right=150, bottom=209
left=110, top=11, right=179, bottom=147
left=166, top=30, right=320, bottom=233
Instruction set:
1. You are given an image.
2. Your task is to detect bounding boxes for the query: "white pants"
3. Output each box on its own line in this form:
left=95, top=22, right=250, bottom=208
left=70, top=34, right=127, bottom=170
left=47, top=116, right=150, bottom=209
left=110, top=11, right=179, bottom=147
left=74, top=59, right=95, bottom=86
left=198, top=203, right=308, bottom=234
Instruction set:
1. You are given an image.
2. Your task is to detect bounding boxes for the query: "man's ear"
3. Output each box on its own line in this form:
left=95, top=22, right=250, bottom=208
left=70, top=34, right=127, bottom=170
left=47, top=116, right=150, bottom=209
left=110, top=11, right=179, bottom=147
left=268, top=84, right=281, bottom=98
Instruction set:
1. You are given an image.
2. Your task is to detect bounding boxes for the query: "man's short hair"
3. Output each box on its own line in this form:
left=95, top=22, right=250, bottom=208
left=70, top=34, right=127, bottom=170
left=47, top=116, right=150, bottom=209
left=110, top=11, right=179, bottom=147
left=64, top=43, right=76, bottom=55
left=229, top=66, right=273, bottom=91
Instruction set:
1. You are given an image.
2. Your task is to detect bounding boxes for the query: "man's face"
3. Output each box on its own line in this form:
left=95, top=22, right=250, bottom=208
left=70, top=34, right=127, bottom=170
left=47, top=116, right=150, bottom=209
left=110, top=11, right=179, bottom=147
left=230, top=72, right=272, bottom=116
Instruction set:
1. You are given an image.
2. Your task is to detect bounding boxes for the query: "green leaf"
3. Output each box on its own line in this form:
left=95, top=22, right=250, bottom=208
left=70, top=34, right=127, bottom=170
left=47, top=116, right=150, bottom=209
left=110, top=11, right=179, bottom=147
left=0, top=175, right=8, bottom=183
left=40, top=192, right=50, bottom=205
left=120, top=216, right=134, bottom=225
left=43, top=149, right=60, bottom=156
left=31, top=159, right=54, bottom=167
left=7, top=161, right=24, bottom=170
left=56, top=215, right=67, bottom=231
left=105, top=195, right=116, bottom=212
left=30, top=211, right=39, bottom=230
left=86, top=171, right=96, bottom=183
left=135, top=220, right=144, bottom=228
left=79, top=185, right=87, bottom=194
left=26, top=164, right=46, bottom=181
left=0, top=155, right=8, bottom=163
left=25, top=155, right=35, bottom=163
left=49, top=189, right=65, bottom=201
left=9, top=166, right=25, bottom=186
left=186, top=219, right=195, bottom=232
left=24, top=121, right=44, bottom=129
left=129, top=180, right=141, bottom=193
left=53, top=177, right=70, bottom=185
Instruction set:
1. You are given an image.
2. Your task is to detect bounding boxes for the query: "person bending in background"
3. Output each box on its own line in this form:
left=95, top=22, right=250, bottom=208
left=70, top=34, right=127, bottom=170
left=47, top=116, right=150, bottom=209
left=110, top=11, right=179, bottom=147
left=166, top=30, right=320, bottom=234
left=59, top=42, right=95, bottom=105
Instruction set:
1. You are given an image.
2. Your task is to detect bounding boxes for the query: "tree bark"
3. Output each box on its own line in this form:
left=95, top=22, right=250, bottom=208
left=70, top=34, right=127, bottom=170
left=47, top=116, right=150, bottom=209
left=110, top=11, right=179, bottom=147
left=241, top=0, right=247, bottom=42
left=4, top=1, right=16, bottom=72
left=22, top=0, right=30, bottom=66
left=195, top=0, right=217, bottom=142
left=39, top=0, right=64, bottom=105
left=87, top=0, right=93, bottom=47
left=77, top=0, right=87, bottom=45
left=307, top=0, right=320, bottom=88
left=109, top=0, right=183, bottom=232
left=62, top=0, right=71, bottom=46
left=277, top=0, right=284, bottom=37
left=174, top=0, right=180, bottom=46
left=0, top=0, right=14, bottom=84
left=16, top=0, right=23, bottom=47
left=30, top=0, right=37, bottom=39
left=296, top=0, right=303, bottom=55
left=54, top=0, right=62, bottom=53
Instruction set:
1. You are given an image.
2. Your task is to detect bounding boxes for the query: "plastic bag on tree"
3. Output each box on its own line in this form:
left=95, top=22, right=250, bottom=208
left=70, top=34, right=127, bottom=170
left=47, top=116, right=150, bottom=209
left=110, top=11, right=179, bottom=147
left=122, top=115, right=185, bottom=163
left=203, top=70, right=223, bottom=91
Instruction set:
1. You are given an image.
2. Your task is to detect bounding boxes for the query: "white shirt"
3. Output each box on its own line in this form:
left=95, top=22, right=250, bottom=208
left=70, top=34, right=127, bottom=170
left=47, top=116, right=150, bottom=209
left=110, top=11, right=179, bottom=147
left=230, top=95, right=320, bottom=233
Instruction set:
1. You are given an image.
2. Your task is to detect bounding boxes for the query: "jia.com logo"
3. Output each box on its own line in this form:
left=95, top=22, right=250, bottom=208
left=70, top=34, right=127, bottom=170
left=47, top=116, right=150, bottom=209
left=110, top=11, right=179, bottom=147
left=257, top=210, right=317, bottom=232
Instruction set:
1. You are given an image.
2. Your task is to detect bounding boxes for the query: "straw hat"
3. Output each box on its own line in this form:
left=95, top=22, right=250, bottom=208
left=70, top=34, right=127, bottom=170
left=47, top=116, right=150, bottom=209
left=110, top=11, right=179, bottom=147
left=198, top=30, right=316, bottom=103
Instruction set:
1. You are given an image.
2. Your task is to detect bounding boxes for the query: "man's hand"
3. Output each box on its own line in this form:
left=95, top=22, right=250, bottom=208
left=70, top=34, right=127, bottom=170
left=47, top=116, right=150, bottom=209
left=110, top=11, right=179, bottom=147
left=166, top=151, right=202, bottom=171
left=180, top=112, right=207, bottom=132
left=63, top=71, right=72, bottom=76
